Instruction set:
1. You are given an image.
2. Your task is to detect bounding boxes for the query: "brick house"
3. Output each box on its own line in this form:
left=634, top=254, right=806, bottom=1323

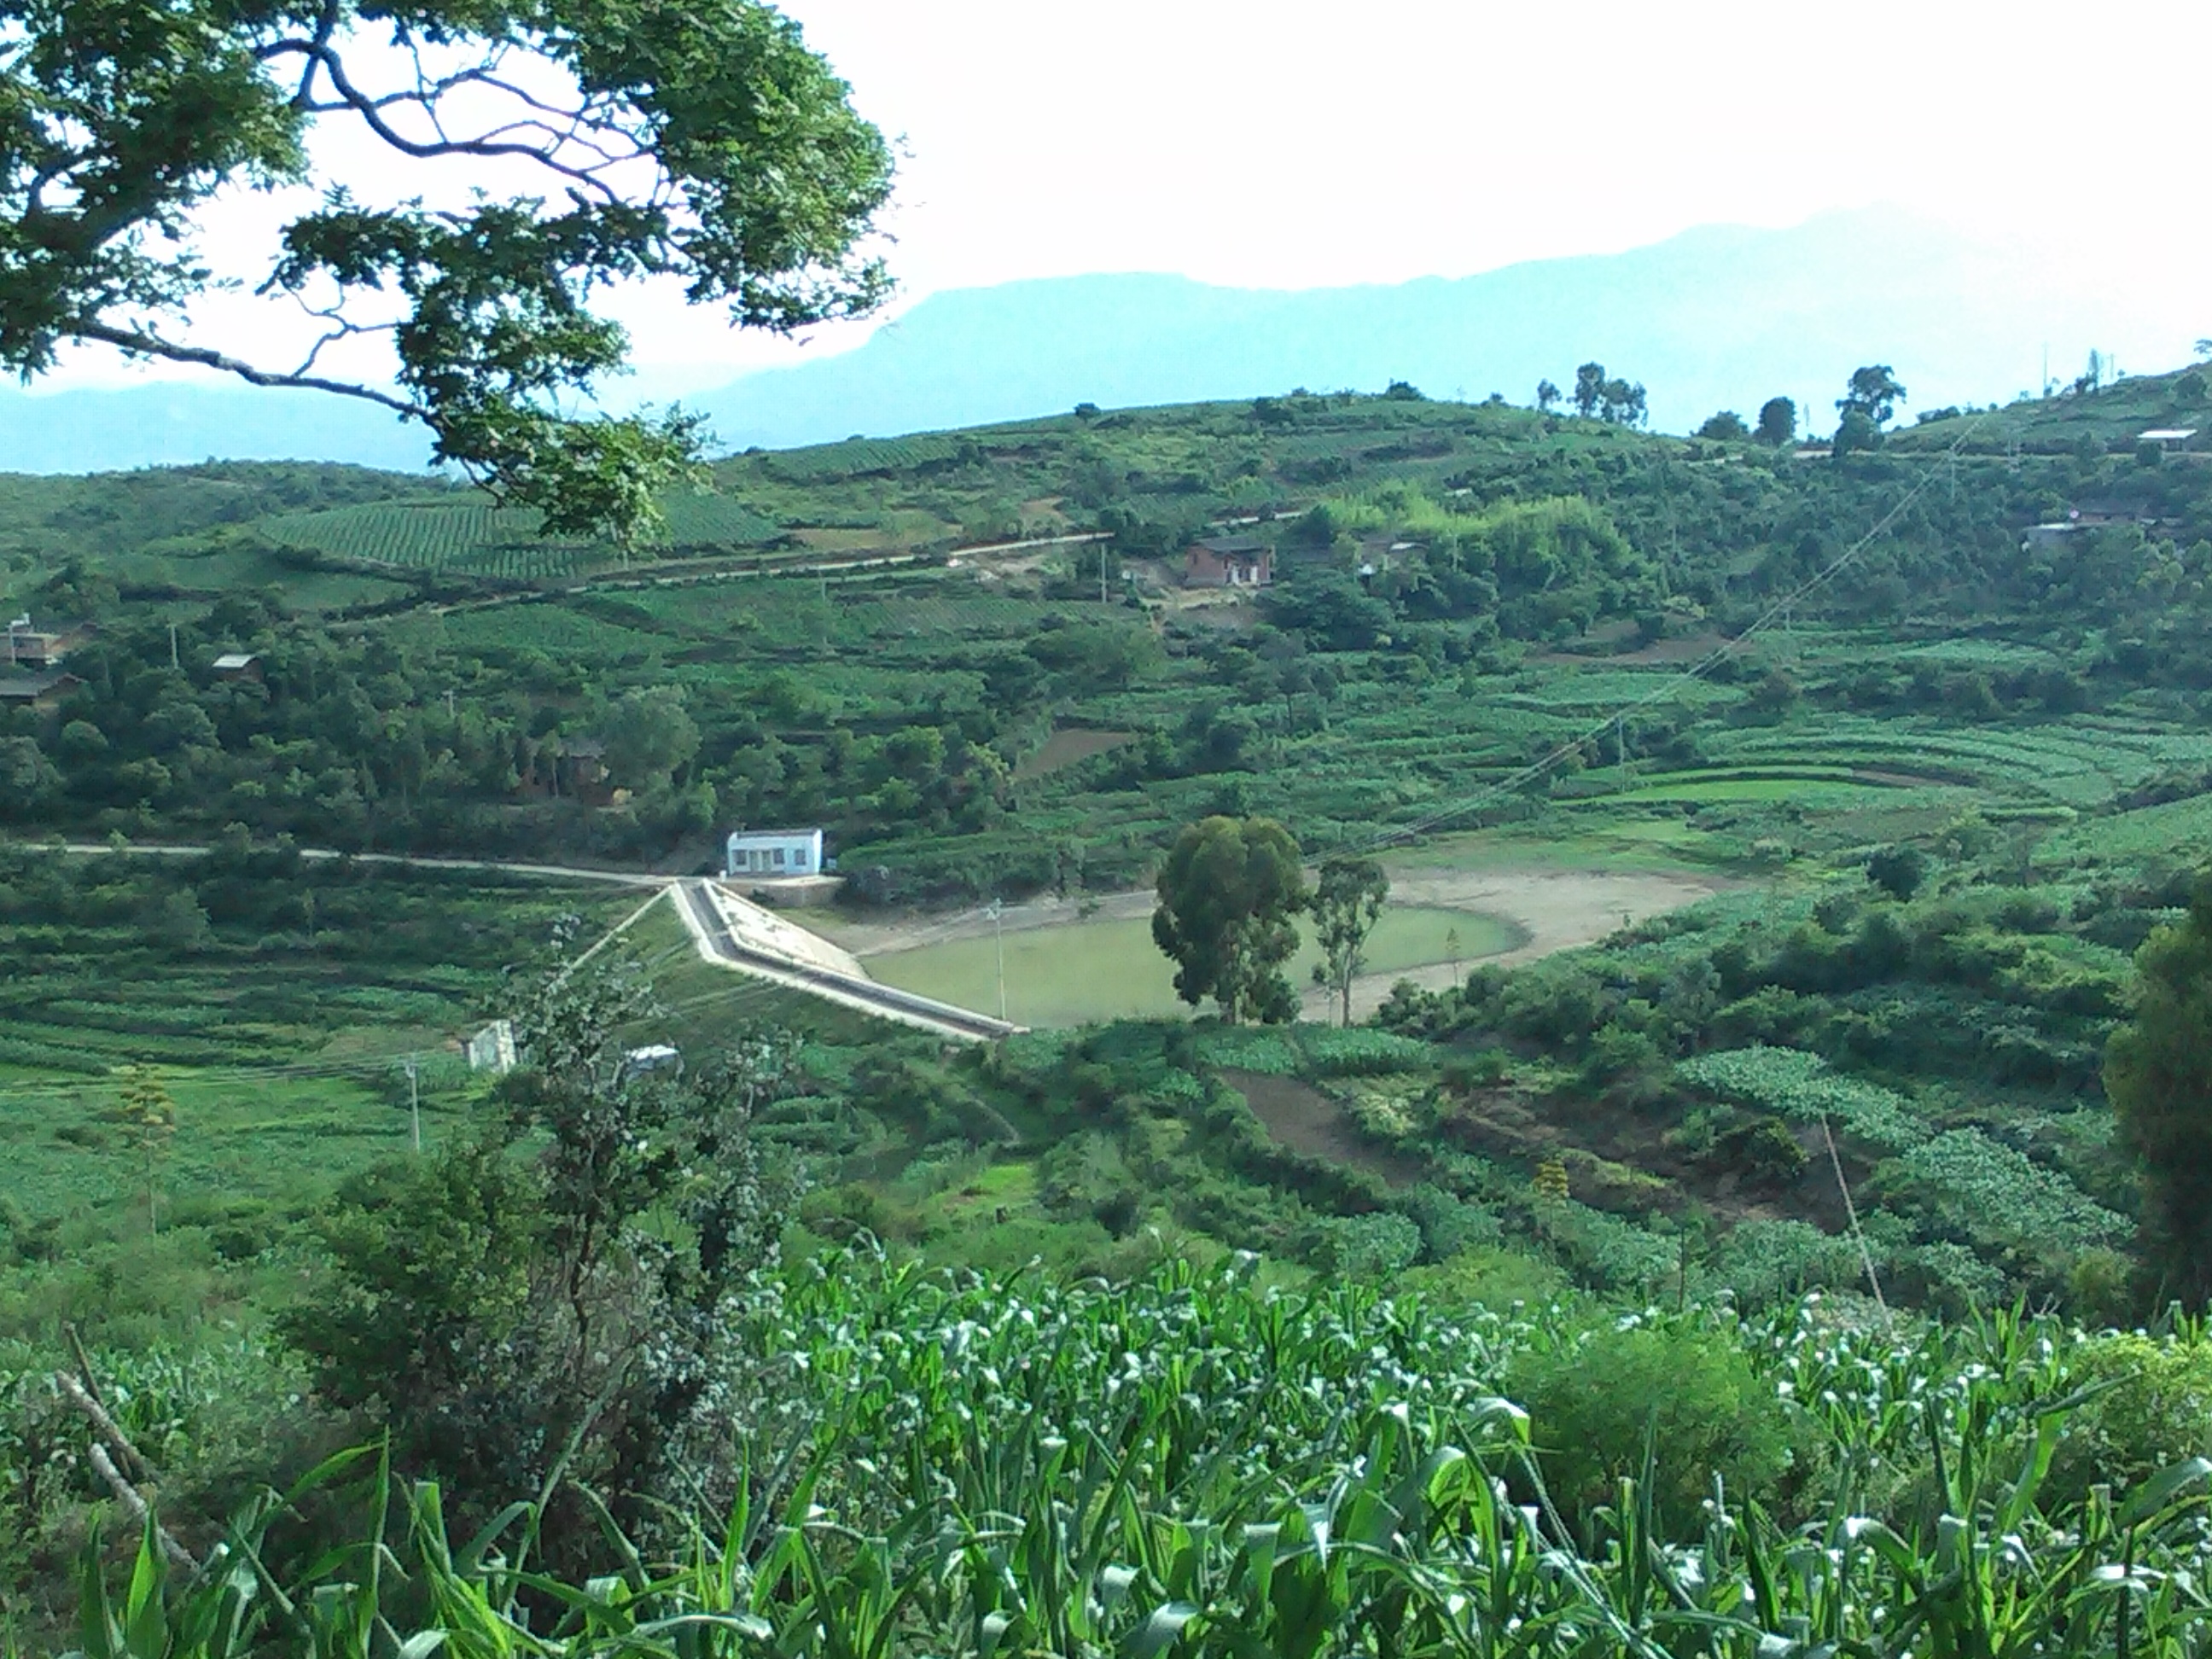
left=1183, top=535, right=1274, bottom=588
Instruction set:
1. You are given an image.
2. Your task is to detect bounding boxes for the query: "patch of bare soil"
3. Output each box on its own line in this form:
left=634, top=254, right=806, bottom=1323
left=1223, top=1069, right=1424, bottom=1189
left=834, top=864, right=1732, bottom=983
left=1014, top=728, right=1134, bottom=781
left=1529, top=630, right=1730, bottom=667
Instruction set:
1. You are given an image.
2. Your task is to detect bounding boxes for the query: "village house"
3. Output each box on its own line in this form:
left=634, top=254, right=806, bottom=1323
left=726, top=827, right=825, bottom=878
left=1355, top=533, right=1424, bottom=579
left=0, top=671, right=83, bottom=710
left=211, top=652, right=264, bottom=682
left=4, top=619, right=93, bottom=671
left=1182, top=535, right=1274, bottom=588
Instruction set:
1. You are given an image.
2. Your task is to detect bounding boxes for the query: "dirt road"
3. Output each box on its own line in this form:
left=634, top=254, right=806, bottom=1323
left=32, top=840, right=670, bottom=885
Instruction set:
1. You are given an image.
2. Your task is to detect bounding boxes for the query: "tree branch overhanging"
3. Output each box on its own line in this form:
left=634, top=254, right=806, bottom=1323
left=5, top=0, right=897, bottom=541
left=72, top=320, right=425, bottom=416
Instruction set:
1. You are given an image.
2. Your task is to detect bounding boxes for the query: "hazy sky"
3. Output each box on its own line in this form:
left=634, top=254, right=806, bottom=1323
left=47, top=0, right=2212, bottom=392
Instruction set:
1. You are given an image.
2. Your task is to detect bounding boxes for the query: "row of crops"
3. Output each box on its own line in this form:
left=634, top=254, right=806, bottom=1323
left=1714, top=716, right=2212, bottom=806
left=43, top=1254, right=2212, bottom=1658
left=1679, top=1045, right=2128, bottom=1262
left=748, top=432, right=969, bottom=482
left=1679, top=1044, right=1930, bottom=1147
left=262, top=491, right=783, bottom=574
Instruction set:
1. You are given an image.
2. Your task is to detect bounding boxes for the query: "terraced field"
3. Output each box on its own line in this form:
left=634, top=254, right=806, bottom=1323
left=263, top=491, right=783, bottom=575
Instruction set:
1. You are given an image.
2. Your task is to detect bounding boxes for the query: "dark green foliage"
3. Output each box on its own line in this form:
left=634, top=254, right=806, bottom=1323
left=1697, top=410, right=1749, bottom=441
left=1505, top=1318, right=1796, bottom=1538
left=1152, top=816, right=1308, bottom=1023
left=2107, top=876, right=2212, bottom=1305
left=278, top=950, right=796, bottom=1557
left=1309, top=1210, right=1422, bottom=1277
left=1755, top=396, right=1797, bottom=446
left=2042, top=1331, right=2212, bottom=1507
left=1839, top=365, right=1908, bottom=431
left=1866, top=844, right=1929, bottom=900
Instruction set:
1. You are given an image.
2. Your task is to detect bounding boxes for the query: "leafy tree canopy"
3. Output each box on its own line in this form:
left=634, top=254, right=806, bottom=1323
left=1310, top=853, right=1388, bottom=1026
left=1755, top=396, right=1796, bottom=447
left=1839, top=365, right=1908, bottom=430
left=1152, top=815, right=1307, bottom=1024
left=0, top=0, right=894, bottom=544
left=2107, top=874, right=2212, bottom=1307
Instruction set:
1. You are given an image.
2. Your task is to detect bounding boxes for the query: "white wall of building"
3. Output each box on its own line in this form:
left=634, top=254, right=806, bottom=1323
left=726, top=828, right=824, bottom=877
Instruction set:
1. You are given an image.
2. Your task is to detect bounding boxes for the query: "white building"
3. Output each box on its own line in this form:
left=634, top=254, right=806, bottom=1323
left=466, top=1019, right=516, bottom=1074
left=725, top=826, right=825, bottom=878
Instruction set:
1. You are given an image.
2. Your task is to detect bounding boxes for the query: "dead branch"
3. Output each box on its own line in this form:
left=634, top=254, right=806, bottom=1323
left=54, top=1369, right=151, bottom=1485
left=84, top=1443, right=199, bottom=1574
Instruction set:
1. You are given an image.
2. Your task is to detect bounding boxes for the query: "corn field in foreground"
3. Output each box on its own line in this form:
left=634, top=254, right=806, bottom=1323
left=40, top=1254, right=2212, bottom=1658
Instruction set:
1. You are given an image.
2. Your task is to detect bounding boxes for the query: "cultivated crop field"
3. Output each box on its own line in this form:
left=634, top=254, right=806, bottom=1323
left=28, top=1254, right=2212, bottom=1659
left=262, top=490, right=783, bottom=577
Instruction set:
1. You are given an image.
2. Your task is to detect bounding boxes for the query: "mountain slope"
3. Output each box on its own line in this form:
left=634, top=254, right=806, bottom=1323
left=694, top=207, right=2172, bottom=449
left=0, top=206, right=2185, bottom=472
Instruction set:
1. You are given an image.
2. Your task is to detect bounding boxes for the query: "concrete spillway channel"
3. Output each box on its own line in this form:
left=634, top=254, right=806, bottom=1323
left=672, top=879, right=1023, bottom=1042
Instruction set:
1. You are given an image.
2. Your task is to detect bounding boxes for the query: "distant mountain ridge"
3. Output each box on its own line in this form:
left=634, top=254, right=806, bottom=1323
left=0, top=381, right=431, bottom=474
left=0, top=206, right=2186, bottom=473
left=691, top=207, right=2174, bottom=451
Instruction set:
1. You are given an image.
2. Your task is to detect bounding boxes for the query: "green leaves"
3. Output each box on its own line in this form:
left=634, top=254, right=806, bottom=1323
left=1152, top=816, right=1309, bottom=1024
left=55, top=1257, right=2212, bottom=1659
left=2, top=0, right=892, bottom=544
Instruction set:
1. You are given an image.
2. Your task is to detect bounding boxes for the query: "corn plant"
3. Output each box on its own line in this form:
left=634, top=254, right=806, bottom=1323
left=46, top=1256, right=2212, bottom=1658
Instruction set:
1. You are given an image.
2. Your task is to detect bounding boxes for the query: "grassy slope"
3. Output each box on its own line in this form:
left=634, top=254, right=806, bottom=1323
left=0, top=860, right=641, bottom=1343
left=864, top=905, right=1520, bottom=1028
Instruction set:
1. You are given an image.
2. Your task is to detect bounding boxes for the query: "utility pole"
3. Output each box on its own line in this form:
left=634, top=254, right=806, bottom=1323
left=445, top=687, right=456, bottom=721
left=168, top=622, right=179, bottom=671
left=986, top=899, right=1006, bottom=1022
left=1099, top=546, right=1109, bottom=604
left=405, top=1056, right=422, bottom=1151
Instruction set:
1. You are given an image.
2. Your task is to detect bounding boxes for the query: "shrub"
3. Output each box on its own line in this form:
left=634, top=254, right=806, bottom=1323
left=1742, top=1117, right=1812, bottom=1182
left=1505, top=1318, right=1796, bottom=1539
left=1402, top=1244, right=1569, bottom=1308
left=2045, top=1333, right=2212, bottom=1511
left=1866, top=845, right=1927, bottom=901
left=1308, top=1212, right=1422, bottom=1278
left=1400, top=1183, right=1502, bottom=1260
left=1441, top=1049, right=1511, bottom=1091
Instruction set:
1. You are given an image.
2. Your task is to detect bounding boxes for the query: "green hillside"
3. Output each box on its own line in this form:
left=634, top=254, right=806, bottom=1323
left=10, top=369, right=2212, bottom=1651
